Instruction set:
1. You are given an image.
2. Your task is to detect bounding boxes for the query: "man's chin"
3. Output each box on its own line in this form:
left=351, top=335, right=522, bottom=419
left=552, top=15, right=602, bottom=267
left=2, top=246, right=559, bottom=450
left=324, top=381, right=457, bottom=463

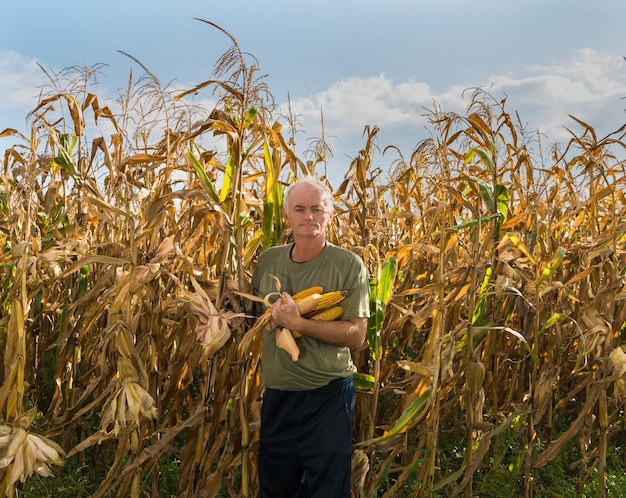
left=297, top=229, right=322, bottom=238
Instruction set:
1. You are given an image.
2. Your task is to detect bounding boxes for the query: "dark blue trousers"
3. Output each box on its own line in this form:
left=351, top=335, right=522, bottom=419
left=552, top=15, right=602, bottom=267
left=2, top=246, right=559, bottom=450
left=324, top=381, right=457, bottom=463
left=258, top=376, right=355, bottom=498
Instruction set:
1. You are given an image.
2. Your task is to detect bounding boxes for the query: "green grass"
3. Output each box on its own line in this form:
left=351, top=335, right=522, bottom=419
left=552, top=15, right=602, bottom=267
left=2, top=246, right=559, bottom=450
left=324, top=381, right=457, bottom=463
left=21, top=459, right=98, bottom=497
left=19, top=441, right=626, bottom=497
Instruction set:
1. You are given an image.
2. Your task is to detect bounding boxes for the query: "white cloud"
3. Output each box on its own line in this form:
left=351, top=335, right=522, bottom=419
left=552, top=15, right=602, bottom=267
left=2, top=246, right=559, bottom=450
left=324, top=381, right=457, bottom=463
left=0, top=50, right=48, bottom=119
left=529, top=48, right=623, bottom=94
left=286, top=75, right=433, bottom=136
left=3, top=47, right=624, bottom=182
left=0, top=49, right=221, bottom=155
left=486, top=49, right=626, bottom=140
left=282, top=48, right=626, bottom=172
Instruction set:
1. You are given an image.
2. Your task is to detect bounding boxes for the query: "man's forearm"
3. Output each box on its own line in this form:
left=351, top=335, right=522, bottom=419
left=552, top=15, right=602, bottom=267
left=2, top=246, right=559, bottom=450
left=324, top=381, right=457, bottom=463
left=281, top=315, right=367, bottom=349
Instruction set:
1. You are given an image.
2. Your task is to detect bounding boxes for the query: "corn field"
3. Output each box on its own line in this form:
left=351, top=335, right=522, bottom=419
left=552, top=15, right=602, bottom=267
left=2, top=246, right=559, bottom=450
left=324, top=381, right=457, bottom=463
left=1, top=22, right=626, bottom=498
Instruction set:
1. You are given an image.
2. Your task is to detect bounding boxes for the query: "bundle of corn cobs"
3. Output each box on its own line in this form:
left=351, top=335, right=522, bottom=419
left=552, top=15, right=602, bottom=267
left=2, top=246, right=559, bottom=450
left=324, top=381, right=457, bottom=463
left=238, top=281, right=347, bottom=361
left=288, top=286, right=347, bottom=336
left=276, top=286, right=346, bottom=360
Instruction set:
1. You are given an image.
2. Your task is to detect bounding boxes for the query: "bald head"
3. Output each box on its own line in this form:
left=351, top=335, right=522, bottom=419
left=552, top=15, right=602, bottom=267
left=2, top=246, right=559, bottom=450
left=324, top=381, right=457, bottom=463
left=283, top=177, right=333, bottom=214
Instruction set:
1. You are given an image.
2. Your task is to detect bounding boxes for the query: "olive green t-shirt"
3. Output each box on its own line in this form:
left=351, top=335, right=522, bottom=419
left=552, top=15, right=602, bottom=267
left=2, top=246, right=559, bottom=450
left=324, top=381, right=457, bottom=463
left=251, top=242, right=370, bottom=391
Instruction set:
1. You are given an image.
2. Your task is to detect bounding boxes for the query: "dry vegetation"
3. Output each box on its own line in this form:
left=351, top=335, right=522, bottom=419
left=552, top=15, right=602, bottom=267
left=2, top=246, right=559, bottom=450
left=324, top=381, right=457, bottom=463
left=1, top=22, right=626, bottom=498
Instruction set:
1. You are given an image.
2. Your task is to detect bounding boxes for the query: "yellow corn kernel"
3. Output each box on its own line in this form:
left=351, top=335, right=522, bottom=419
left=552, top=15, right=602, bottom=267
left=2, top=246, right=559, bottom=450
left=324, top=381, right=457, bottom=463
left=313, top=290, right=347, bottom=311
left=292, top=306, right=344, bottom=338
left=292, top=286, right=324, bottom=302
left=290, top=290, right=347, bottom=338
left=309, top=305, right=344, bottom=321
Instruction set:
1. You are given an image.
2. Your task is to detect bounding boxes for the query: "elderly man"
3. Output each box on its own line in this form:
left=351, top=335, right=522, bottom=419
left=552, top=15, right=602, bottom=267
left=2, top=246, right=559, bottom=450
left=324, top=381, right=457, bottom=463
left=252, top=176, right=370, bottom=497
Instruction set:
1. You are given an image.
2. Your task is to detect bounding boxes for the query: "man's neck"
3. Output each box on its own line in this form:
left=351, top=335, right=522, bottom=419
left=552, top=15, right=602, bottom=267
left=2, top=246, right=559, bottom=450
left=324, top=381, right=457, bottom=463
left=290, top=239, right=327, bottom=263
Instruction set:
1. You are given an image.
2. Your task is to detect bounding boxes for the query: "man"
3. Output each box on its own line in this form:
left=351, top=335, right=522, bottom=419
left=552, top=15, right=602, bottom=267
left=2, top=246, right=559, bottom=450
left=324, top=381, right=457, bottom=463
left=252, top=176, right=370, bottom=497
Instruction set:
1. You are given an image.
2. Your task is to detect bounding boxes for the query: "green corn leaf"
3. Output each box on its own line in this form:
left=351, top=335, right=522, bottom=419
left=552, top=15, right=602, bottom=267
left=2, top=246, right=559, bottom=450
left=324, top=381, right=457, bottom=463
left=243, top=229, right=263, bottom=267
left=243, top=105, right=257, bottom=127
left=367, top=278, right=383, bottom=360
left=472, top=267, right=492, bottom=325
left=367, top=258, right=396, bottom=361
left=262, top=201, right=275, bottom=249
left=369, top=306, right=384, bottom=361
left=445, top=213, right=502, bottom=232
left=495, top=183, right=509, bottom=222
left=474, top=176, right=494, bottom=212
left=263, top=142, right=284, bottom=239
left=536, top=247, right=566, bottom=288
left=220, top=154, right=235, bottom=203
left=263, top=142, right=277, bottom=205
left=537, top=312, right=567, bottom=337
left=52, top=133, right=79, bottom=178
left=507, top=234, right=536, bottom=265
left=353, top=373, right=375, bottom=390
left=377, top=256, right=397, bottom=306
left=188, top=151, right=220, bottom=203
left=361, top=387, right=433, bottom=445
left=78, top=265, right=90, bottom=297
left=466, top=147, right=495, bottom=176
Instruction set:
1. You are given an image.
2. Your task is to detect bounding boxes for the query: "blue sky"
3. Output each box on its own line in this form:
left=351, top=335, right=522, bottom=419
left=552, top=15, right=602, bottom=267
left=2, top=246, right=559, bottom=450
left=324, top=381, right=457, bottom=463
left=2, top=0, right=626, bottom=181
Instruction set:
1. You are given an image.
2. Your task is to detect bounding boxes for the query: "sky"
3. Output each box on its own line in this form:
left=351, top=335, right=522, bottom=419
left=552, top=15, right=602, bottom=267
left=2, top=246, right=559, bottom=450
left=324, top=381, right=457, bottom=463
left=2, top=0, right=626, bottom=182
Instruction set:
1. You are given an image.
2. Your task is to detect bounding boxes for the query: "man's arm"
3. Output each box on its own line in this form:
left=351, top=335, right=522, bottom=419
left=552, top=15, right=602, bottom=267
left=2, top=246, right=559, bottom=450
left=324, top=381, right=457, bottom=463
left=270, top=293, right=367, bottom=349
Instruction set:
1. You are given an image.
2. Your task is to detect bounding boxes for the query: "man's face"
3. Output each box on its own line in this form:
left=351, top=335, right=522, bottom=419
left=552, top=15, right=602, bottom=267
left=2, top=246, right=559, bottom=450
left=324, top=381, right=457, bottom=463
left=284, top=184, right=333, bottom=240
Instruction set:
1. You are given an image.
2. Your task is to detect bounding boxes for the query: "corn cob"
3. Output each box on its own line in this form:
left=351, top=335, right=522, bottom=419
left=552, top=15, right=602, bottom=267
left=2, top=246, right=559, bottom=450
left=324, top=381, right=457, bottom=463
left=259, top=286, right=324, bottom=314
left=313, top=290, right=347, bottom=310
left=307, top=305, right=344, bottom=321
left=266, top=285, right=348, bottom=357
left=295, top=290, right=347, bottom=315
left=292, top=305, right=345, bottom=338
left=292, top=286, right=324, bottom=301
left=291, top=292, right=346, bottom=339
